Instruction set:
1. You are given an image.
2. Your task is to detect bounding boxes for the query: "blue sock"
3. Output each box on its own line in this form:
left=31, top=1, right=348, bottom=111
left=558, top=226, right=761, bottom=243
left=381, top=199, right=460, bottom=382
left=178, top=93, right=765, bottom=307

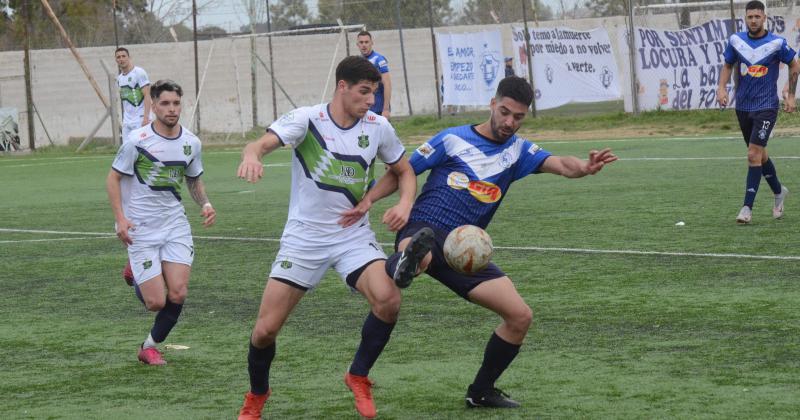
left=744, top=166, right=762, bottom=208
left=248, top=341, right=275, bottom=395
left=349, top=312, right=395, bottom=376
left=384, top=252, right=401, bottom=278
left=761, top=159, right=782, bottom=194
left=133, top=283, right=144, bottom=304
left=150, top=299, right=183, bottom=343
left=470, top=333, right=521, bottom=392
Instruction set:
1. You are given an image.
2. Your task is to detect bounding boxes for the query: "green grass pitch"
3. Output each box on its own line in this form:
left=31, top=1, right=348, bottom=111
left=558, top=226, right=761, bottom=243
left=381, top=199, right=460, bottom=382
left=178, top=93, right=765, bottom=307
left=1, top=135, right=799, bottom=419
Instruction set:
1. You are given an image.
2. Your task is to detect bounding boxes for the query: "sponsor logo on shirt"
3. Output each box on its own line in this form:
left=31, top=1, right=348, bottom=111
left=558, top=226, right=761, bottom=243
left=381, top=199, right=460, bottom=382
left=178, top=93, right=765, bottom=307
left=367, top=115, right=376, bottom=122
left=746, top=65, right=768, bottom=77
left=446, top=171, right=502, bottom=203
left=417, top=142, right=435, bottom=158
left=278, top=111, right=295, bottom=124
left=528, top=144, right=541, bottom=155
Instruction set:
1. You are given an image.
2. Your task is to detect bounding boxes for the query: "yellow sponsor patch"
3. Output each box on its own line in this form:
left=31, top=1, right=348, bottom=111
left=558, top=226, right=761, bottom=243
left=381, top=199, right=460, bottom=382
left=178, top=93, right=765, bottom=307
left=446, top=171, right=502, bottom=203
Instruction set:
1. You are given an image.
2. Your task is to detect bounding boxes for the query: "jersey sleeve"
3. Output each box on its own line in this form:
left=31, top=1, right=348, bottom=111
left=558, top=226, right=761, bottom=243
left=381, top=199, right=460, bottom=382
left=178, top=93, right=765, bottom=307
left=186, top=140, right=204, bottom=178
left=111, top=141, right=138, bottom=176
left=138, top=67, right=150, bottom=87
left=377, top=121, right=405, bottom=165
left=376, top=54, right=389, bottom=73
left=513, top=141, right=552, bottom=180
left=267, top=108, right=309, bottom=147
left=779, top=38, right=797, bottom=64
left=723, top=36, right=738, bottom=64
left=409, top=131, right=449, bottom=175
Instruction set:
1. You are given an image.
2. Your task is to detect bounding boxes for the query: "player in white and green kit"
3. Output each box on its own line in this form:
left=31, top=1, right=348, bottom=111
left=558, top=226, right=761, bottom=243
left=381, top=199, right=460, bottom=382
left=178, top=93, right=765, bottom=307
left=236, top=56, right=422, bottom=420
left=115, top=47, right=151, bottom=143
left=106, top=80, right=216, bottom=366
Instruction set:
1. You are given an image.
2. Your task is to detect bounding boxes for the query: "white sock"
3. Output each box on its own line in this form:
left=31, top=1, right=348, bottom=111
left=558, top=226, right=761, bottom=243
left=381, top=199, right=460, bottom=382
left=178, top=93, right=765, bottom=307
left=143, top=334, right=157, bottom=349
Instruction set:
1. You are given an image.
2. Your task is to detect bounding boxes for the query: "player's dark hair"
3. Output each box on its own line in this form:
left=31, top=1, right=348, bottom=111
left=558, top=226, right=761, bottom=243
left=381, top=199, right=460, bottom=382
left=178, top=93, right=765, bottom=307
left=745, top=0, right=765, bottom=11
left=115, top=47, right=129, bottom=56
left=336, top=56, right=381, bottom=86
left=150, top=79, right=183, bottom=99
left=357, top=30, right=372, bottom=39
left=495, top=76, right=533, bottom=107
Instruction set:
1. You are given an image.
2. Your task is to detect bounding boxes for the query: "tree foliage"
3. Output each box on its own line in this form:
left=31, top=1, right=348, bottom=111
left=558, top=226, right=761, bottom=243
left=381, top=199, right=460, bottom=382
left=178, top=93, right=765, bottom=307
left=317, top=0, right=453, bottom=30
left=457, top=0, right=553, bottom=24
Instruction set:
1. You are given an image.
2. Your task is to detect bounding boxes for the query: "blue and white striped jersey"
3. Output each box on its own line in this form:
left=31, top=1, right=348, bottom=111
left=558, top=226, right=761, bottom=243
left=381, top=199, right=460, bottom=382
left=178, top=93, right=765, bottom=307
left=363, top=50, right=389, bottom=114
left=723, top=31, right=796, bottom=111
left=408, top=125, right=551, bottom=232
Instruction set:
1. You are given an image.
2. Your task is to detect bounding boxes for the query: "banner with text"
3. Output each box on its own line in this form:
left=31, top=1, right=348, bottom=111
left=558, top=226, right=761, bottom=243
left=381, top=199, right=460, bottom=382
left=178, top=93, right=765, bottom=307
left=437, top=30, right=504, bottom=106
left=621, top=16, right=790, bottom=111
left=511, top=26, right=621, bottom=110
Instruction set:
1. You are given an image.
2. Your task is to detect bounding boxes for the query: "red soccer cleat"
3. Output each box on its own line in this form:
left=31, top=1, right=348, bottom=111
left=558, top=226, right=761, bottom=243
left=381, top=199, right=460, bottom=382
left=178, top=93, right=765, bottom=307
left=137, top=346, right=166, bottom=366
left=238, top=390, right=271, bottom=420
left=345, top=372, right=377, bottom=419
left=122, top=260, right=134, bottom=286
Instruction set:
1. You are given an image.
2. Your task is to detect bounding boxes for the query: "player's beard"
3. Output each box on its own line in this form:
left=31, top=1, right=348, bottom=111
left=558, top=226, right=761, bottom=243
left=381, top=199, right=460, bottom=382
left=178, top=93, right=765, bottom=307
left=748, top=23, right=764, bottom=36
left=158, top=115, right=179, bottom=128
left=489, top=111, right=516, bottom=142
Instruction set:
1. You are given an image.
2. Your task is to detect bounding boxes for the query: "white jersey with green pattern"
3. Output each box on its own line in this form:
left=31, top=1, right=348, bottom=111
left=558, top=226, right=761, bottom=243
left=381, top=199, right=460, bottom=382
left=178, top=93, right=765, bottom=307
left=112, top=124, right=204, bottom=227
left=269, top=103, right=405, bottom=237
left=117, top=66, right=150, bottom=126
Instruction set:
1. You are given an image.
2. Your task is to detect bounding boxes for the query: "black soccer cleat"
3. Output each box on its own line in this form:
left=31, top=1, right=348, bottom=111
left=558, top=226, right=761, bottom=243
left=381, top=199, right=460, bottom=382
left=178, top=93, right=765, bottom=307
left=465, top=387, right=521, bottom=409
left=393, top=227, right=435, bottom=289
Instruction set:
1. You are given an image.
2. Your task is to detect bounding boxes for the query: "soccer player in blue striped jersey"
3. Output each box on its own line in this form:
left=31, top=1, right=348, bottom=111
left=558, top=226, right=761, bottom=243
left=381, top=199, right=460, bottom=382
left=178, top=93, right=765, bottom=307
left=357, top=31, right=392, bottom=118
left=717, top=0, right=799, bottom=223
left=340, top=76, right=617, bottom=408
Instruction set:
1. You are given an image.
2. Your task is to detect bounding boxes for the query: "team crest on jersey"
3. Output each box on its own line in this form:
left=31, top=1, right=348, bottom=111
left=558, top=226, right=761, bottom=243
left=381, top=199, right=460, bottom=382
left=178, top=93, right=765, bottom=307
left=183, top=144, right=192, bottom=156
left=358, top=134, right=369, bottom=148
left=446, top=171, right=503, bottom=203
left=143, top=260, right=152, bottom=270
left=280, top=260, right=293, bottom=269
left=417, top=143, right=435, bottom=158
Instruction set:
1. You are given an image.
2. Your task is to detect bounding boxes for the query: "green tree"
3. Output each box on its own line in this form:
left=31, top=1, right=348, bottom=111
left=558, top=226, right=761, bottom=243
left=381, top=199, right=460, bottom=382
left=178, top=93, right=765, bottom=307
left=457, top=0, right=553, bottom=24
left=317, top=0, right=453, bottom=30
left=269, top=0, right=312, bottom=31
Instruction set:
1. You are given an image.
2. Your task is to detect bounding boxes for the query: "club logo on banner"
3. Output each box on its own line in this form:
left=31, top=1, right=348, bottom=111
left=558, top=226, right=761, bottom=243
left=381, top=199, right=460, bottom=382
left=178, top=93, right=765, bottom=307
left=437, top=30, right=503, bottom=106
left=620, top=16, right=789, bottom=111
left=511, top=26, right=622, bottom=110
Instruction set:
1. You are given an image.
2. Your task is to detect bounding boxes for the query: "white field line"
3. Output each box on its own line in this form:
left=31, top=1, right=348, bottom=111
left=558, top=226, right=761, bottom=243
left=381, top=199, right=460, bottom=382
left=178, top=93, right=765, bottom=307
left=2, top=228, right=799, bottom=261
left=0, top=236, right=113, bottom=244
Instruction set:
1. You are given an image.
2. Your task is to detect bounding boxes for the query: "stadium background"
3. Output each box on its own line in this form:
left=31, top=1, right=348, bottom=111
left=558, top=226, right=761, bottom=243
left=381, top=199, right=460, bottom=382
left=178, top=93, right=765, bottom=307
left=0, top=0, right=798, bottom=148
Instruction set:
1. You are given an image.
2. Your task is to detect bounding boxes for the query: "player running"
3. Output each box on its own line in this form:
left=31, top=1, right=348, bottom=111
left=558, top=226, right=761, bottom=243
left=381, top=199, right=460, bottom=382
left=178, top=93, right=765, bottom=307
left=106, top=79, right=216, bottom=365
left=236, top=56, right=421, bottom=420
left=717, top=0, right=799, bottom=223
left=340, top=76, right=617, bottom=408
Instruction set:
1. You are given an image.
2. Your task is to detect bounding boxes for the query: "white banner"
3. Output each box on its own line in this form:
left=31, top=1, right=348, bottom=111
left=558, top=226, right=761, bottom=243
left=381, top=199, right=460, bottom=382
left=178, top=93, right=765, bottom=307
left=437, top=30, right=504, bottom=106
left=511, top=26, right=621, bottom=110
left=621, top=16, right=791, bottom=111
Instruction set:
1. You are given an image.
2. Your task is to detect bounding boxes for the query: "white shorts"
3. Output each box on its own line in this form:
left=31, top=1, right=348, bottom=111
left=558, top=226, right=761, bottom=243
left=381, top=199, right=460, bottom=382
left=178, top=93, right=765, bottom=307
left=121, top=122, right=141, bottom=143
left=127, top=221, right=194, bottom=285
left=269, top=221, right=387, bottom=290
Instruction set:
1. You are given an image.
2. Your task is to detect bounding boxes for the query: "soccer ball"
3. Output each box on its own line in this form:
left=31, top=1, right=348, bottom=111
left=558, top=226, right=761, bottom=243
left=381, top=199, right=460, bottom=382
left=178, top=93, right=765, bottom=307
left=443, top=225, right=493, bottom=274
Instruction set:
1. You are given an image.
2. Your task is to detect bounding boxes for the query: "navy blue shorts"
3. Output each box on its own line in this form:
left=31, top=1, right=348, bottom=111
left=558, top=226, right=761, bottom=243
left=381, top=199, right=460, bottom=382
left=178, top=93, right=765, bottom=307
left=396, top=221, right=506, bottom=300
left=736, top=109, right=777, bottom=147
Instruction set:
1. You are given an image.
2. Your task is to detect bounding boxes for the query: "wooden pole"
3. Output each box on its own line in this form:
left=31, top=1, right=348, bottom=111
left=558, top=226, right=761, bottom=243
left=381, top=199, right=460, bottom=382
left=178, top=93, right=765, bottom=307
left=23, top=0, right=35, bottom=150
left=427, top=0, right=441, bottom=119
left=40, top=0, right=110, bottom=109
left=192, top=0, right=201, bottom=132
left=100, top=59, right=121, bottom=145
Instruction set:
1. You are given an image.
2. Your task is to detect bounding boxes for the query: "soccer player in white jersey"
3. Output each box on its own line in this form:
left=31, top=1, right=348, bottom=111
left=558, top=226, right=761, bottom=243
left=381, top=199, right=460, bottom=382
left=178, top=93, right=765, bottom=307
left=717, top=0, right=799, bottom=223
left=341, top=76, right=617, bottom=409
left=106, top=80, right=216, bottom=366
left=236, top=56, right=421, bottom=420
left=116, top=47, right=151, bottom=143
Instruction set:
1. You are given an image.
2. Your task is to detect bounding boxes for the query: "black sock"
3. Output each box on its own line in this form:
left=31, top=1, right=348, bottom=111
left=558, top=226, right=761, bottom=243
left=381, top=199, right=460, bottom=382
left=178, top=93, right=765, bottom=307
left=149, top=299, right=183, bottom=343
left=762, top=158, right=782, bottom=194
left=470, top=333, right=521, bottom=392
left=248, top=341, right=276, bottom=395
left=349, top=312, right=396, bottom=376
left=744, top=166, right=762, bottom=208
left=384, top=252, right=401, bottom=278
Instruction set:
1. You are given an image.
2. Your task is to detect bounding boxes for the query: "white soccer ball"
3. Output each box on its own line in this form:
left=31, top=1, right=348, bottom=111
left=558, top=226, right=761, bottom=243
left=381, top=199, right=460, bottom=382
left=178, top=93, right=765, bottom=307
left=443, top=225, right=493, bottom=274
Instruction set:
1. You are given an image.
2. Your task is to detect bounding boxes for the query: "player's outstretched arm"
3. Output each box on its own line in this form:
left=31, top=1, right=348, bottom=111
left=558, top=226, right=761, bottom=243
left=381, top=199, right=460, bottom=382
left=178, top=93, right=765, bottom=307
left=186, top=176, right=216, bottom=227
left=338, top=161, right=404, bottom=228
left=237, top=131, right=282, bottom=183
left=784, top=59, right=800, bottom=113
left=106, top=169, right=135, bottom=245
left=717, top=63, right=734, bottom=108
left=539, top=148, right=617, bottom=178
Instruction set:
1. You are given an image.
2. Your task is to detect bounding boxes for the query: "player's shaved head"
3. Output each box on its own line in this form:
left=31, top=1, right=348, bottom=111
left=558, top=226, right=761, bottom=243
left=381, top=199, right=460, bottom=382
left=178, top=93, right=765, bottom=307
left=495, top=76, right=533, bottom=107
left=745, top=1, right=765, bottom=12
left=336, top=56, right=381, bottom=86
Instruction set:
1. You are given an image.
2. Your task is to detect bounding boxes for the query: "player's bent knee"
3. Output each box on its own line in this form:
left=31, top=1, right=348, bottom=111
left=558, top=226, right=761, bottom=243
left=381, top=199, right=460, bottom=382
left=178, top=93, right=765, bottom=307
left=507, top=306, right=533, bottom=333
left=251, top=322, right=280, bottom=347
left=371, top=292, right=401, bottom=322
left=145, top=297, right=166, bottom=312
left=167, top=287, right=187, bottom=304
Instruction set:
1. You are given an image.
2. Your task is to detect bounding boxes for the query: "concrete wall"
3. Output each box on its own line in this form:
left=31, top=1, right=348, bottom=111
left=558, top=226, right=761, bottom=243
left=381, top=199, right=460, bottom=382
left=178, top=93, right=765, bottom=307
left=0, top=7, right=789, bottom=148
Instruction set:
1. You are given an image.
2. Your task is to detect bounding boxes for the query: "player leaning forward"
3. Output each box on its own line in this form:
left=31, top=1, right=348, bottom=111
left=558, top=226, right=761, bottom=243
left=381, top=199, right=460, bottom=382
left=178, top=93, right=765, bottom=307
left=106, top=80, right=216, bottom=365
left=236, top=56, right=419, bottom=419
left=717, top=0, right=798, bottom=223
left=341, top=76, right=618, bottom=408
